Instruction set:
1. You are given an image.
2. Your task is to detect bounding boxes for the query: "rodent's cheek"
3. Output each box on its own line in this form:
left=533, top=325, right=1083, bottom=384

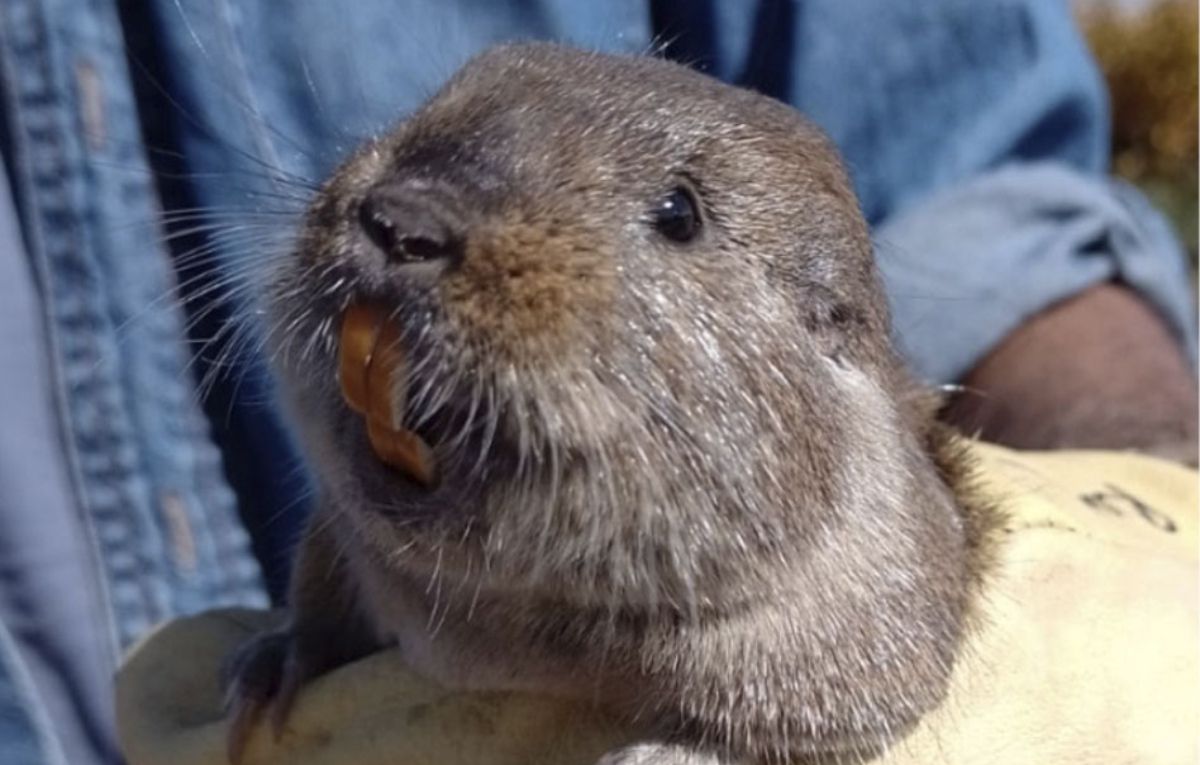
left=438, top=220, right=619, bottom=360
left=272, top=367, right=348, bottom=463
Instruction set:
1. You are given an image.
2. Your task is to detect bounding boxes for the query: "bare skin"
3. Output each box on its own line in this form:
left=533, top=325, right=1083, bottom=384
left=943, top=283, right=1198, bottom=464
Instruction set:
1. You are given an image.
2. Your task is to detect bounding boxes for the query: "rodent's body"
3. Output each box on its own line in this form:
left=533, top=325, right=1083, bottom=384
left=225, top=43, right=996, bottom=764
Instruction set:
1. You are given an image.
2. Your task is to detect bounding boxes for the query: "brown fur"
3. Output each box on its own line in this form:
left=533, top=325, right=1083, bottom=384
left=226, top=43, right=1001, bottom=764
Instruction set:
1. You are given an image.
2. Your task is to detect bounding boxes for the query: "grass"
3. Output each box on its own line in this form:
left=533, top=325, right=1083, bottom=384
left=1079, top=0, right=1198, bottom=266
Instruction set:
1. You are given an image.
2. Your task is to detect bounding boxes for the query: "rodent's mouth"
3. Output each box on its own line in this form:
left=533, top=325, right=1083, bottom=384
left=338, top=303, right=440, bottom=487
left=332, top=301, right=516, bottom=504
left=328, top=390, right=515, bottom=522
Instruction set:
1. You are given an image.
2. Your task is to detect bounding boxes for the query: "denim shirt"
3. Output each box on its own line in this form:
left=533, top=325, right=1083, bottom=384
left=0, top=1, right=1193, bottom=763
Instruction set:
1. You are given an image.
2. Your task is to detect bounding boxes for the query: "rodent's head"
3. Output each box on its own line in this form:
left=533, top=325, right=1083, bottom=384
left=270, top=43, right=933, bottom=608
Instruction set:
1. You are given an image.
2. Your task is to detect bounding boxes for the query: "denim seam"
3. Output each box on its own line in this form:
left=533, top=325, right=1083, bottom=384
left=0, top=624, right=69, bottom=765
left=0, top=0, right=125, bottom=660
left=79, top=0, right=268, bottom=619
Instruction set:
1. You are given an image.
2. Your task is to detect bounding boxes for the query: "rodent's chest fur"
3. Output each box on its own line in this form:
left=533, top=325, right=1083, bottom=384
left=349, top=546, right=634, bottom=698
left=256, top=42, right=1000, bottom=762
left=330, top=360, right=983, bottom=716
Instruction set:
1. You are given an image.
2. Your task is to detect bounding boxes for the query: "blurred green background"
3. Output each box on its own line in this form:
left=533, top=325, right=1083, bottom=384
left=1077, top=0, right=1198, bottom=267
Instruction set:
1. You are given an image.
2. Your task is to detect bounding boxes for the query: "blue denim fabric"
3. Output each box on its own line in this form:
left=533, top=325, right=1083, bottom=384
left=1, top=1, right=268, bottom=761
left=0, top=151, right=119, bottom=765
left=0, top=620, right=67, bottom=765
left=0, top=1, right=1193, bottom=764
left=878, top=164, right=1198, bottom=383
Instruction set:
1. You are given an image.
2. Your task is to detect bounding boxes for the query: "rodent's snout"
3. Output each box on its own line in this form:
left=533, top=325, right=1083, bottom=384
left=355, top=180, right=467, bottom=272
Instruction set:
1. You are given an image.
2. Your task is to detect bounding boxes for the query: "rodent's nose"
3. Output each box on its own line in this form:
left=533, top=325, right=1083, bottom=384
left=357, top=183, right=465, bottom=267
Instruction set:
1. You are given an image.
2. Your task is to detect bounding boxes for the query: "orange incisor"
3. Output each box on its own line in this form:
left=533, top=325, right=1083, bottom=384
left=338, top=304, right=436, bottom=486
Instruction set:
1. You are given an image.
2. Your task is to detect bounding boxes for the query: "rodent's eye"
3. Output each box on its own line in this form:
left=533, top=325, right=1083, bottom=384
left=651, top=186, right=701, bottom=243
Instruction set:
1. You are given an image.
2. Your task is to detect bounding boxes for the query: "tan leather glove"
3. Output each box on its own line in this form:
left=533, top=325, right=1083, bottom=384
left=116, top=443, right=1199, bottom=765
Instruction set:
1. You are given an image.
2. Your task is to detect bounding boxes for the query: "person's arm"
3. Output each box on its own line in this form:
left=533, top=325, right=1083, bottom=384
left=944, top=283, right=1197, bottom=463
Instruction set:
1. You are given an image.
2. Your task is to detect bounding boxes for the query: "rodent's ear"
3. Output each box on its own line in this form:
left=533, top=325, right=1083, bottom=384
left=786, top=271, right=885, bottom=365
left=801, top=296, right=872, bottom=364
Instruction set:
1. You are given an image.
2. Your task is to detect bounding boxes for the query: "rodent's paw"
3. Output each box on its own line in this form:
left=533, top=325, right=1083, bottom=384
left=596, top=743, right=729, bottom=765
left=220, top=628, right=310, bottom=764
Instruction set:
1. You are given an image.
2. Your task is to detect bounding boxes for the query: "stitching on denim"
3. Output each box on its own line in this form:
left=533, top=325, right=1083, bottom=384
left=0, top=622, right=70, bottom=765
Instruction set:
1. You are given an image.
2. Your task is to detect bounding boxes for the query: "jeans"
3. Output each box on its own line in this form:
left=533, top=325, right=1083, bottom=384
left=0, top=1, right=1193, bottom=762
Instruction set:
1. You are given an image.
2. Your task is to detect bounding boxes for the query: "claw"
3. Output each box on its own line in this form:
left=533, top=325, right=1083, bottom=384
left=221, top=630, right=297, bottom=764
left=225, top=691, right=267, bottom=765
left=268, top=654, right=304, bottom=739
